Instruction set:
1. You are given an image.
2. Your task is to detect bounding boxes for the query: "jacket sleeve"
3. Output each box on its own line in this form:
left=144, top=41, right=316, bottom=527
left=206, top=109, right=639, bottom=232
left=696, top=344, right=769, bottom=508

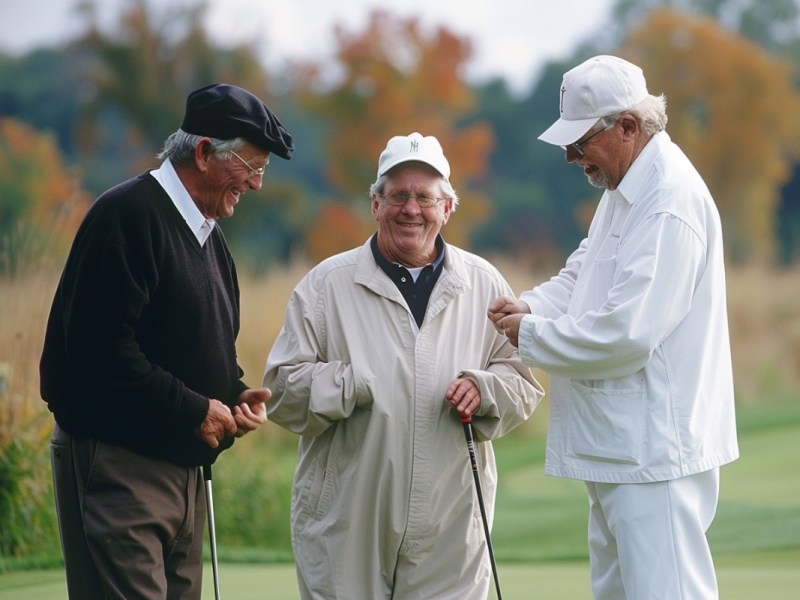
left=519, top=212, right=706, bottom=380
left=461, top=272, right=545, bottom=442
left=521, top=192, right=610, bottom=318
left=520, top=236, right=587, bottom=319
left=263, top=273, right=370, bottom=437
left=460, top=346, right=544, bottom=442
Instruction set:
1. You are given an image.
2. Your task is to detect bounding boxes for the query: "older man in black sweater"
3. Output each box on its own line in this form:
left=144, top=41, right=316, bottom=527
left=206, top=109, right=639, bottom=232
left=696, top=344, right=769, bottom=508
left=40, top=83, right=293, bottom=599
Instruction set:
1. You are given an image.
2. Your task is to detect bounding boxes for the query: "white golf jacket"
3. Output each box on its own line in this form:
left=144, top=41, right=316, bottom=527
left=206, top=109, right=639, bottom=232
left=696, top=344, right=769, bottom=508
left=519, top=132, right=739, bottom=484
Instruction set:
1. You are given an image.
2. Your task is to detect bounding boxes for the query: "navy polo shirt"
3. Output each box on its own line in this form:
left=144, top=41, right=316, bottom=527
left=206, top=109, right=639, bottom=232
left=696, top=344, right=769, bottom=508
left=371, top=234, right=445, bottom=328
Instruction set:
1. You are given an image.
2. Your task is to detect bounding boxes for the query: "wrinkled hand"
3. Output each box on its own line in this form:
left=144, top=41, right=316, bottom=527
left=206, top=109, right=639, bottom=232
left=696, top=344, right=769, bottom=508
left=232, top=387, right=270, bottom=437
left=195, top=399, right=237, bottom=448
left=445, top=377, right=481, bottom=420
left=487, top=295, right=530, bottom=348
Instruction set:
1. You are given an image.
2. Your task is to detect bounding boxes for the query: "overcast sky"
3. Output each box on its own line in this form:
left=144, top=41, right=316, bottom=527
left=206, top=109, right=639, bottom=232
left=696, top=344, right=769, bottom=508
left=1, top=0, right=615, bottom=94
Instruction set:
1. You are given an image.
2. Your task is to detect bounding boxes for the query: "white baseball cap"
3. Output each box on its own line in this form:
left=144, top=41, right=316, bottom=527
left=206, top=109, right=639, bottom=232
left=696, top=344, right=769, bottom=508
left=377, top=132, right=451, bottom=179
left=538, top=55, right=649, bottom=146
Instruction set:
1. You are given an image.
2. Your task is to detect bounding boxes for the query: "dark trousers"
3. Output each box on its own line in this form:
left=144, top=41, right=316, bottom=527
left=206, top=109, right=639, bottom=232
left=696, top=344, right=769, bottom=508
left=50, top=424, right=206, bottom=599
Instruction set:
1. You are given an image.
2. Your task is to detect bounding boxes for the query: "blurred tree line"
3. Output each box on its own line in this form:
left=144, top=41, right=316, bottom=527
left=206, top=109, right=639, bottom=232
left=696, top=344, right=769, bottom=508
left=2, top=0, right=800, bottom=275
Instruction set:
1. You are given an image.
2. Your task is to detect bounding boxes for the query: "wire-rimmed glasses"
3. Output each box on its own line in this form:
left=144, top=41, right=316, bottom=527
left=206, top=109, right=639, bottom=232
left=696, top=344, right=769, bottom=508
left=378, top=192, right=442, bottom=208
left=229, top=150, right=266, bottom=177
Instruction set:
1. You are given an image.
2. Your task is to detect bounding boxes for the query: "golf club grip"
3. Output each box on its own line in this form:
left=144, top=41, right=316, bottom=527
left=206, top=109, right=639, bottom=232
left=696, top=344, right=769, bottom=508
left=462, top=424, right=479, bottom=472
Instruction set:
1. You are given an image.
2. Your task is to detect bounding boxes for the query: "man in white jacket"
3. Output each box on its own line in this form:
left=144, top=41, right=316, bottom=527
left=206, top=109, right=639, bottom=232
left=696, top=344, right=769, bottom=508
left=264, top=132, right=544, bottom=599
left=489, top=56, right=738, bottom=599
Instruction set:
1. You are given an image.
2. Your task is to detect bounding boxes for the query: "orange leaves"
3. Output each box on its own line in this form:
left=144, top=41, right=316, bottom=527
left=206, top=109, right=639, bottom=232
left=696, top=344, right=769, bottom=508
left=0, top=119, right=91, bottom=270
left=304, top=201, right=372, bottom=262
left=622, top=8, right=800, bottom=262
left=301, top=10, right=495, bottom=256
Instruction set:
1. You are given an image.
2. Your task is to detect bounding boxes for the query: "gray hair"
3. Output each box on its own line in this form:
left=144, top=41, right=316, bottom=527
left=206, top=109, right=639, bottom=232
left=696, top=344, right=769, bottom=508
left=156, top=129, right=249, bottom=165
left=369, top=173, right=460, bottom=211
left=607, top=94, right=668, bottom=136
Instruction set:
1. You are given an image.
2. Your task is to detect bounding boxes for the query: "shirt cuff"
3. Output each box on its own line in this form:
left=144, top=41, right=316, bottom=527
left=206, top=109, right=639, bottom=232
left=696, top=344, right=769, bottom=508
left=518, top=314, right=539, bottom=367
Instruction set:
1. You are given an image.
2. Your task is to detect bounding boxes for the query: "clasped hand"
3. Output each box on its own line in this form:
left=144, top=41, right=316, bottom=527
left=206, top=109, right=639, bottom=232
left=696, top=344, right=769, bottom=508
left=195, top=387, right=270, bottom=448
left=487, top=295, right=531, bottom=348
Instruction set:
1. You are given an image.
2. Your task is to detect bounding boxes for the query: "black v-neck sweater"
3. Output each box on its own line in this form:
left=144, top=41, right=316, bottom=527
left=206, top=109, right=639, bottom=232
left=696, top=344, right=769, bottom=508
left=40, top=172, right=248, bottom=466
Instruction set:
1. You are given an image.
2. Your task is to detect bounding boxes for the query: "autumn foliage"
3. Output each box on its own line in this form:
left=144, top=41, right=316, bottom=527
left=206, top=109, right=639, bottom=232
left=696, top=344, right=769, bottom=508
left=0, top=119, right=91, bottom=273
left=298, top=11, right=494, bottom=259
left=3, top=2, right=800, bottom=267
left=305, top=201, right=374, bottom=260
left=623, top=8, right=800, bottom=261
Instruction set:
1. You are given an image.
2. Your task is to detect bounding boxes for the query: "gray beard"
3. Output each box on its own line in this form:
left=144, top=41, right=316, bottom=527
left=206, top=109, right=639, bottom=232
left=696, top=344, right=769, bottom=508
left=587, top=169, right=611, bottom=190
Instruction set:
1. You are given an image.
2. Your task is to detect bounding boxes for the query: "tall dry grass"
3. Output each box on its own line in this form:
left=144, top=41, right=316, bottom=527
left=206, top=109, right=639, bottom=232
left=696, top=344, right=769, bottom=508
left=0, top=266, right=57, bottom=446
left=6, top=257, right=800, bottom=442
left=724, top=265, right=800, bottom=404
left=235, top=256, right=800, bottom=440
left=10, top=257, right=797, bottom=427
left=2, top=253, right=799, bottom=559
left=0, top=256, right=62, bottom=560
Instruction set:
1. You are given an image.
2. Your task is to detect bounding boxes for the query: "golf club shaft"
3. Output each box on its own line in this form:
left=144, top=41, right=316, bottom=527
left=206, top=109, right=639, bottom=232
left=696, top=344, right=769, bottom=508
left=203, top=464, right=222, bottom=600
left=461, top=415, right=502, bottom=600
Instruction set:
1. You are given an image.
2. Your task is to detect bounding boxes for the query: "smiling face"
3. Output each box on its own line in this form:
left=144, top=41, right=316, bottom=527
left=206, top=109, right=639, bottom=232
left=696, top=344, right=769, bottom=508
left=193, top=142, right=269, bottom=219
left=371, top=163, right=453, bottom=267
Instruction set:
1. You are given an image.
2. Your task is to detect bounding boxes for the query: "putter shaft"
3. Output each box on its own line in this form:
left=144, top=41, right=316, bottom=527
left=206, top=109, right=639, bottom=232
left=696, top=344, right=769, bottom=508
left=203, top=465, right=222, bottom=600
left=461, top=415, right=503, bottom=600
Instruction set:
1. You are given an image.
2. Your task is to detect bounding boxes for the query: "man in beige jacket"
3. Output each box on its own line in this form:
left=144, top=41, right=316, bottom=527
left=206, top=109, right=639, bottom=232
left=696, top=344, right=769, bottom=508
left=264, top=132, right=544, bottom=599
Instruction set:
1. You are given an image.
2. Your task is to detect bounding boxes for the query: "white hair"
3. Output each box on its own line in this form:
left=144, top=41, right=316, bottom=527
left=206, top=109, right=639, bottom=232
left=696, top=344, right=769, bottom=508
left=156, top=129, right=248, bottom=165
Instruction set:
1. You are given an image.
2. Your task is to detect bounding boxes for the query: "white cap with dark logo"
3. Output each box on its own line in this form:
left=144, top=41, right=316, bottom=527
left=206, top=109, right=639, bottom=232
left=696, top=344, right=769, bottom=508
left=538, top=55, right=649, bottom=147
left=377, top=132, right=451, bottom=179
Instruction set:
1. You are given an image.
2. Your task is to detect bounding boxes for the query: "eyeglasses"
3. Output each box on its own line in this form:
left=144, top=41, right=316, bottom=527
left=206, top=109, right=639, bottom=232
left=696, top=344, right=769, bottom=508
left=229, top=150, right=266, bottom=177
left=378, top=192, right=442, bottom=209
left=564, top=119, right=615, bottom=157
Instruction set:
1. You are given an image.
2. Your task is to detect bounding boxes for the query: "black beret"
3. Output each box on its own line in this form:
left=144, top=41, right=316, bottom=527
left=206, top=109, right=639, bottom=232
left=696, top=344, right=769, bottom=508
left=181, top=83, right=294, bottom=159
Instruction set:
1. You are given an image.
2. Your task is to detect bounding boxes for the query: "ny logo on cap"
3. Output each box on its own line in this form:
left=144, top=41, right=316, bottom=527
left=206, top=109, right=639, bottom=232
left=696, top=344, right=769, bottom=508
left=410, top=140, right=419, bottom=152
left=559, top=85, right=567, bottom=115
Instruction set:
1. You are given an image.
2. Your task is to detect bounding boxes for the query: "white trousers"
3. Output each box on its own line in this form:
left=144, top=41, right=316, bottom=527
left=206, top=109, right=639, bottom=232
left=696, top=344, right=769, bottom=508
left=585, top=468, right=720, bottom=600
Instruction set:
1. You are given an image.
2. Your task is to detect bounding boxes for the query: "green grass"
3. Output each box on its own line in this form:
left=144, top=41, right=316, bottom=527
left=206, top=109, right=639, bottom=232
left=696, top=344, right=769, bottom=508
left=489, top=401, right=800, bottom=562
left=1, top=400, right=798, bottom=598
left=1, top=556, right=797, bottom=600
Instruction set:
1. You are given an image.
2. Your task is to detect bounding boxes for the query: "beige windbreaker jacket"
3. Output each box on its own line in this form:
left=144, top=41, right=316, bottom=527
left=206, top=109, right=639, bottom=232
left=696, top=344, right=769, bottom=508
left=264, top=238, right=543, bottom=599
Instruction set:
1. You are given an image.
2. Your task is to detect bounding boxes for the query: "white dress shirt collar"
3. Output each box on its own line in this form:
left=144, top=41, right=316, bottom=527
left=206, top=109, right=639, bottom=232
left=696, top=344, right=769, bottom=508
left=150, top=158, right=216, bottom=246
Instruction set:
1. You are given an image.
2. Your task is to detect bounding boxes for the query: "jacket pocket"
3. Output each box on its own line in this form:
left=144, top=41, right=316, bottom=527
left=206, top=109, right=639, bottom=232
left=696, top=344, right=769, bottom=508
left=566, top=378, right=645, bottom=465
left=313, top=435, right=342, bottom=519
